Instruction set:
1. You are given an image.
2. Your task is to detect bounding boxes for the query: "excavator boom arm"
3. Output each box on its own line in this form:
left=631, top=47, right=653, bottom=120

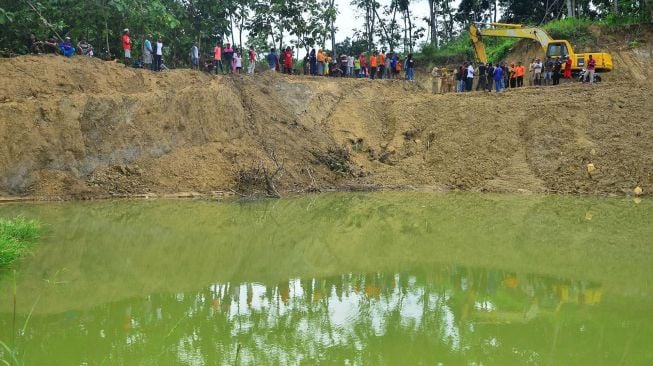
left=469, top=23, right=555, bottom=63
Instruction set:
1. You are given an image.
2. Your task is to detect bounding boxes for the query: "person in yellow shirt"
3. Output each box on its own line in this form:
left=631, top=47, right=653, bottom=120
left=377, top=51, right=385, bottom=79
left=325, top=52, right=332, bottom=76
left=316, top=49, right=325, bottom=76
left=369, top=51, right=378, bottom=79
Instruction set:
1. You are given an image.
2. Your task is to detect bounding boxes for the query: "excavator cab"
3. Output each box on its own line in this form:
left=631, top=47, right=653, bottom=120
left=546, top=42, right=569, bottom=59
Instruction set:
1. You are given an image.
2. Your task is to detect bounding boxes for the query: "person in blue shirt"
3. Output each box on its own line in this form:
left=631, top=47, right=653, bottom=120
left=404, top=54, right=415, bottom=81
left=59, top=37, right=75, bottom=58
left=493, top=62, right=504, bottom=92
left=389, top=53, right=398, bottom=79
left=267, top=48, right=278, bottom=72
left=143, top=34, right=153, bottom=70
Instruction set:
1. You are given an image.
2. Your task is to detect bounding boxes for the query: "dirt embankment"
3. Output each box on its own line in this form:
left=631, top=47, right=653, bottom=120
left=0, top=55, right=651, bottom=199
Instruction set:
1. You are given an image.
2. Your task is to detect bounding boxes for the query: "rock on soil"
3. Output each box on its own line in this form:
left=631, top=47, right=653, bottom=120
left=0, top=55, right=651, bottom=199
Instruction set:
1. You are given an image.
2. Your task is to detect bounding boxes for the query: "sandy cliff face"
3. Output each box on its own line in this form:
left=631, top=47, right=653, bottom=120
left=0, top=55, right=651, bottom=199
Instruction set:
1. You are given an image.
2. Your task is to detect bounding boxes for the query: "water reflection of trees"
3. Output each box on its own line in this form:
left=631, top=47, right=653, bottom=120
left=10, top=266, right=631, bottom=365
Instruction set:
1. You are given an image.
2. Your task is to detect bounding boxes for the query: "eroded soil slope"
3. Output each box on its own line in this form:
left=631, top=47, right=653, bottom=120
left=0, top=55, right=651, bottom=199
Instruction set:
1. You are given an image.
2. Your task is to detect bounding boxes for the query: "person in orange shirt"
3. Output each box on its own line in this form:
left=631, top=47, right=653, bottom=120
left=516, top=61, right=525, bottom=87
left=377, top=51, right=386, bottom=79
left=317, top=49, right=325, bottom=76
left=369, top=51, right=378, bottom=79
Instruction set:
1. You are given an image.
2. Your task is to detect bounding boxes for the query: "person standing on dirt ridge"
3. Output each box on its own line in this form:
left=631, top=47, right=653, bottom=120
left=405, top=54, right=415, bottom=81
left=154, top=37, right=163, bottom=72
left=377, top=51, right=385, bottom=79
left=347, top=54, right=354, bottom=77
left=528, top=58, right=536, bottom=86
left=516, top=61, right=525, bottom=87
left=465, top=62, right=474, bottom=91
left=143, top=34, right=153, bottom=70
left=316, top=49, right=325, bottom=75
left=486, top=63, right=494, bottom=92
left=553, top=58, right=562, bottom=85
left=190, top=42, right=199, bottom=70
left=586, top=54, right=597, bottom=84
left=476, top=62, right=487, bottom=91
left=493, top=62, right=504, bottom=92
left=544, top=57, right=553, bottom=86
left=431, top=66, right=441, bottom=93
left=283, top=47, right=293, bottom=75
left=533, top=58, right=543, bottom=86
left=122, top=29, right=131, bottom=66
left=370, top=51, right=378, bottom=79
left=358, top=53, right=367, bottom=78
left=213, top=42, right=223, bottom=74
left=508, top=63, right=516, bottom=88
left=501, top=61, right=515, bottom=90
left=247, top=46, right=256, bottom=75
left=223, top=43, right=234, bottom=74
left=563, top=55, right=572, bottom=81
left=267, top=48, right=278, bottom=72
left=309, top=49, right=317, bottom=76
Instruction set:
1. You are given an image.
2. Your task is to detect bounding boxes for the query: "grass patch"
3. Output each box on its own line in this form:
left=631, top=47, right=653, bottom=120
left=0, top=217, right=40, bottom=267
left=542, top=17, right=594, bottom=42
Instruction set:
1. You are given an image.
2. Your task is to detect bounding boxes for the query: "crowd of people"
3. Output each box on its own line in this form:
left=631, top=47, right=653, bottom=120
left=207, top=44, right=417, bottom=81
left=25, top=29, right=602, bottom=89
left=435, top=54, right=597, bottom=93
left=27, top=33, right=94, bottom=58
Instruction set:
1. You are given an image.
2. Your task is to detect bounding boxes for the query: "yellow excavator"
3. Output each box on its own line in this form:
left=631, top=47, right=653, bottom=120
left=469, top=23, right=613, bottom=73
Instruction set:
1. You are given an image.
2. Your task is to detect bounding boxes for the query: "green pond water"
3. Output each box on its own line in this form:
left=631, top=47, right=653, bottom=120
left=0, top=193, right=652, bottom=365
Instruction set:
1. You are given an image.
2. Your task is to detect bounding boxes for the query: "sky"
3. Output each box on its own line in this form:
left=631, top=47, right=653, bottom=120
left=333, top=0, right=461, bottom=43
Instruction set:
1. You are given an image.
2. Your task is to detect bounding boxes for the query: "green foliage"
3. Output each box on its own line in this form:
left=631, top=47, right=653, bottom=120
left=542, top=17, right=594, bottom=42
left=0, top=217, right=40, bottom=267
left=415, top=33, right=473, bottom=65
left=486, top=37, right=518, bottom=63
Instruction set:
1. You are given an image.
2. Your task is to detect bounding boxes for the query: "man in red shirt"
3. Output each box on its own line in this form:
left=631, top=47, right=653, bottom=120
left=586, top=54, right=596, bottom=84
left=213, top=42, right=223, bottom=74
left=122, top=29, right=131, bottom=66
left=283, top=47, right=293, bottom=75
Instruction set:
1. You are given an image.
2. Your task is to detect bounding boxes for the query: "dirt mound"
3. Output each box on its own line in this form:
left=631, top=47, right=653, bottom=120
left=0, top=55, right=651, bottom=199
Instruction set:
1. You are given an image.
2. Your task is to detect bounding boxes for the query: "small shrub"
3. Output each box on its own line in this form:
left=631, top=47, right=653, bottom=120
left=0, top=217, right=40, bottom=266
left=311, top=146, right=352, bottom=174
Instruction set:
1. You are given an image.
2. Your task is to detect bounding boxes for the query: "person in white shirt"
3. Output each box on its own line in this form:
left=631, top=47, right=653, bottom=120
left=347, top=55, right=354, bottom=77
left=466, top=62, right=474, bottom=92
left=247, top=46, right=256, bottom=74
left=533, top=58, right=543, bottom=86
left=190, top=42, right=199, bottom=70
left=154, top=38, right=163, bottom=72
left=233, top=53, right=242, bottom=74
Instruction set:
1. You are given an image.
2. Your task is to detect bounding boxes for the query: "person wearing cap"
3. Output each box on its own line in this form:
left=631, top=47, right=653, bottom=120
left=122, top=29, right=131, bottom=65
left=60, top=37, right=75, bottom=58
left=143, top=34, right=153, bottom=70
left=533, top=58, right=543, bottom=86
